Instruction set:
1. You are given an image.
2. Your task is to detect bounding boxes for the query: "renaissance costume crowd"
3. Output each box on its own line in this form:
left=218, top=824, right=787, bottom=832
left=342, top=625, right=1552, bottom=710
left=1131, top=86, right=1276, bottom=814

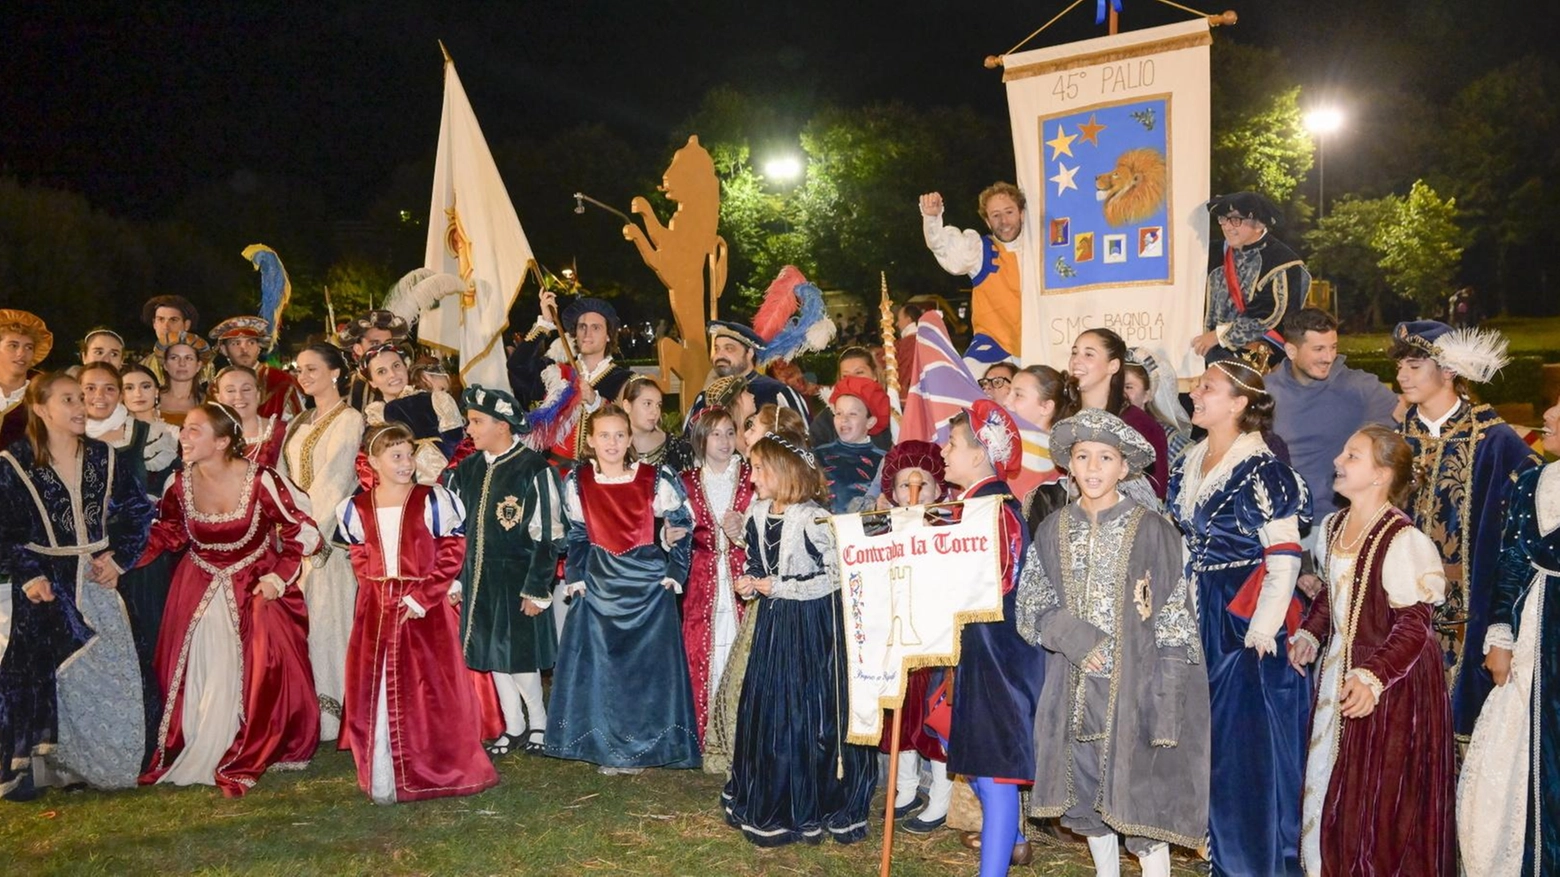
left=1, top=185, right=1556, bottom=877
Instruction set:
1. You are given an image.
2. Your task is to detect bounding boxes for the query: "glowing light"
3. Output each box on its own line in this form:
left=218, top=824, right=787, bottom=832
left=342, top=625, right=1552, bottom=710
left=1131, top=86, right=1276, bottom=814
left=763, top=156, right=803, bottom=181
left=1304, top=108, right=1344, bottom=135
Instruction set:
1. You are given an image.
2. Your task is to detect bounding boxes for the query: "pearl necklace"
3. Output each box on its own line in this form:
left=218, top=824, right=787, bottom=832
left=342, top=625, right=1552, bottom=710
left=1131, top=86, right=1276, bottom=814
left=1333, top=501, right=1393, bottom=554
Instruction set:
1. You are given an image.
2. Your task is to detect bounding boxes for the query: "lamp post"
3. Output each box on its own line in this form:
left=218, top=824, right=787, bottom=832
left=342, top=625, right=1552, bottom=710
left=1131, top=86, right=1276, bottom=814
left=1303, top=107, right=1344, bottom=221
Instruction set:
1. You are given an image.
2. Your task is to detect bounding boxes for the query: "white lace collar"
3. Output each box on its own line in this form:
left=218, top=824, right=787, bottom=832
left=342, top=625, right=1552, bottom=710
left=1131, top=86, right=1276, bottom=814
left=1176, top=430, right=1269, bottom=521
left=1538, top=462, right=1560, bottom=537
left=589, top=460, right=640, bottom=484
left=703, top=456, right=741, bottom=481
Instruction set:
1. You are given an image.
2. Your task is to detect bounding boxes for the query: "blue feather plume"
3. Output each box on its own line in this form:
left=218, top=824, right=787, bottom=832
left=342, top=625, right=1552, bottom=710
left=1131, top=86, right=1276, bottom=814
left=242, top=244, right=291, bottom=349
left=758, top=282, right=835, bottom=366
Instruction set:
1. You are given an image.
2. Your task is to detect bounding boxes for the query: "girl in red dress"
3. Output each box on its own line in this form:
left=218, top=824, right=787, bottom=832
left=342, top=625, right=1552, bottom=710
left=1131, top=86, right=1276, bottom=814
left=336, top=423, right=498, bottom=804
left=138, top=402, right=321, bottom=796
left=678, top=407, right=753, bottom=745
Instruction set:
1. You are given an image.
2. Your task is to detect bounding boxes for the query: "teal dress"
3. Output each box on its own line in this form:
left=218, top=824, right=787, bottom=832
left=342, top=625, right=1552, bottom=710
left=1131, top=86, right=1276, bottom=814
left=544, top=462, right=699, bottom=769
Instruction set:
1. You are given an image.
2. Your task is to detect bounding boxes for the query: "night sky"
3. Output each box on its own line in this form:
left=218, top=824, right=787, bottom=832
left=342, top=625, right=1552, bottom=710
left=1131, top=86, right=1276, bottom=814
left=4, top=0, right=1554, bottom=221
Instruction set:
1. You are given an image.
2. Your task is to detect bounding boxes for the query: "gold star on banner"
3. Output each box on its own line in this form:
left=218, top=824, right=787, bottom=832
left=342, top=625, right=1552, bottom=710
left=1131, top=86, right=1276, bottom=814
left=1049, top=162, right=1080, bottom=195
left=1046, top=126, right=1077, bottom=160
left=1078, top=113, right=1106, bottom=145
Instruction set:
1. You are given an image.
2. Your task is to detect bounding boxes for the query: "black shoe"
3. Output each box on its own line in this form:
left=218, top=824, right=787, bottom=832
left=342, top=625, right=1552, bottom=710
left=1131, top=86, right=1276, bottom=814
left=892, top=794, right=924, bottom=819
left=484, top=732, right=522, bottom=757
left=521, top=730, right=546, bottom=755
left=1, top=769, right=38, bottom=803
left=901, top=812, right=947, bottom=834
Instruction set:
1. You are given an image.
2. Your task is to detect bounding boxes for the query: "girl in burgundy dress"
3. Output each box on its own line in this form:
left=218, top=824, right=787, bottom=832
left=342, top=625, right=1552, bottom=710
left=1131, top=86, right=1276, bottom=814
left=336, top=422, right=497, bottom=804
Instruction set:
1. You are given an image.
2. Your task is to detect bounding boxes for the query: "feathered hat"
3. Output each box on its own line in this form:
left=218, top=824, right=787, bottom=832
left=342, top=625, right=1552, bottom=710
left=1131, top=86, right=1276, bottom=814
left=751, top=265, right=836, bottom=366
left=382, top=268, right=467, bottom=332
left=242, top=244, right=291, bottom=350
left=965, top=399, right=1022, bottom=481
left=1392, top=320, right=1510, bottom=384
left=338, top=309, right=410, bottom=347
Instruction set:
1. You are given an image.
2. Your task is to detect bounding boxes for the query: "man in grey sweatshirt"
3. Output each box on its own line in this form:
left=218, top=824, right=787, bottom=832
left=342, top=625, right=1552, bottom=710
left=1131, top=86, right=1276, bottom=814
left=1266, top=307, right=1399, bottom=545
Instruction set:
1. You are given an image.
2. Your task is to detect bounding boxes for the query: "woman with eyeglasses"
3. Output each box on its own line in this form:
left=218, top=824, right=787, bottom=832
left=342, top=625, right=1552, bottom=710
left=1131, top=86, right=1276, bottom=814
left=977, top=362, right=1016, bottom=407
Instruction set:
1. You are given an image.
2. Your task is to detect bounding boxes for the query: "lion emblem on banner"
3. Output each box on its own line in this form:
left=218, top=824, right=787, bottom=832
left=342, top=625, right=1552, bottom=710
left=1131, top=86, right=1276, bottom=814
left=1095, top=147, right=1167, bottom=226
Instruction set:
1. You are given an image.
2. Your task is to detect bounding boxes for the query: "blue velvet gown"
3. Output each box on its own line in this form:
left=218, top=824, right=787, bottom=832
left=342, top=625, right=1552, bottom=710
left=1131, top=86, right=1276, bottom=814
left=544, top=462, right=700, bottom=769
left=722, top=500, right=877, bottom=847
left=0, top=439, right=153, bottom=794
left=1485, top=464, right=1560, bottom=876
left=1170, top=443, right=1311, bottom=877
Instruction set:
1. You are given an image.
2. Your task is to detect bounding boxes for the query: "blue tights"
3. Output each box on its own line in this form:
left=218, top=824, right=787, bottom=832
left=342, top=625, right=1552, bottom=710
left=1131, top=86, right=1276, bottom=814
left=971, top=775, right=1024, bottom=877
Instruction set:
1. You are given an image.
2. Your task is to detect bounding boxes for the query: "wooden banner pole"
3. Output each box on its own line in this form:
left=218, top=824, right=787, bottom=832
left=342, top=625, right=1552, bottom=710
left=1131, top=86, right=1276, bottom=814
left=880, top=708, right=903, bottom=877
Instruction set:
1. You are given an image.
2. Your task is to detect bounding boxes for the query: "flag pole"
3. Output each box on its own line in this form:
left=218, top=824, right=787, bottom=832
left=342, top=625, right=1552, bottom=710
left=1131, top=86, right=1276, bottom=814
left=880, top=713, right=903, bottom=877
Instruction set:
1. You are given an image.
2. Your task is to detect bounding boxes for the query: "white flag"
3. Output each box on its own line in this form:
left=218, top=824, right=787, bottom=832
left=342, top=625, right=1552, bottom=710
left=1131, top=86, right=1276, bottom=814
left=421, top=48, right=533, bottom=389
left=833, top=496, right=1006, bottom=744
left=1005, top=19, right=1212, bottom=377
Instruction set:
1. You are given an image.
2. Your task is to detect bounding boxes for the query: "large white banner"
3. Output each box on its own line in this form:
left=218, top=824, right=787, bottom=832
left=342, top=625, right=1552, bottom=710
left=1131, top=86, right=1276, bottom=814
left=421, top=52, right=534, bottom=390
left=1006, top=19, right=1211, bottom=377
left=834, top=496, right=1005, bottom=744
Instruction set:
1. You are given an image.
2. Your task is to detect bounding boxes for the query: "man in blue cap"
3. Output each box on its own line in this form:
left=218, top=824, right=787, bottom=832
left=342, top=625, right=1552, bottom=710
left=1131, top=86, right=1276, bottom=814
left=1193, top=192, right=1311, bottom=367
left=680, top=320, right=810, bottom=430
left=507, top=289, right=635, bottom=464
left=1390, top=319, right=1540, bottom=740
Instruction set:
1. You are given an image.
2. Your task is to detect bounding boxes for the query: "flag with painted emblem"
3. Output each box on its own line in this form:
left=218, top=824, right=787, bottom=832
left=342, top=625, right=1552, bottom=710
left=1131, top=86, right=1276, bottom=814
left=900, top=312, right=1058, bottom=496
left=419, top=46, right=534, bottom=390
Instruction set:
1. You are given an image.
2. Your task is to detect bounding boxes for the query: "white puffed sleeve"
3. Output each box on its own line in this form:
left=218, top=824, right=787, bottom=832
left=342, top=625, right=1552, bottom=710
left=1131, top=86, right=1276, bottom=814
left=1381, top=526, right=1447, bottom=609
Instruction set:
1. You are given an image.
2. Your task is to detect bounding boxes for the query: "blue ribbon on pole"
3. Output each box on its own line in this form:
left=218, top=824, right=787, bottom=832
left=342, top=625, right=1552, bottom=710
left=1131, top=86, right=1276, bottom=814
left=1097, top=0, right=1123, bottom=25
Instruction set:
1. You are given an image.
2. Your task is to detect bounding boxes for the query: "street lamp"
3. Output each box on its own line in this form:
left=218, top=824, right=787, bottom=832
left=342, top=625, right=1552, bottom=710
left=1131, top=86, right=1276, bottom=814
left=763, top=156, right=803, bottom=183
left=1303, top=107, right=1344, bottom=221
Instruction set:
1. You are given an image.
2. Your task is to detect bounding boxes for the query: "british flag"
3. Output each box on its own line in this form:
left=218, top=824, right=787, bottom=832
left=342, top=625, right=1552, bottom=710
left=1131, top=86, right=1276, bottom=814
left=899, top=312, right=1060, bottom=497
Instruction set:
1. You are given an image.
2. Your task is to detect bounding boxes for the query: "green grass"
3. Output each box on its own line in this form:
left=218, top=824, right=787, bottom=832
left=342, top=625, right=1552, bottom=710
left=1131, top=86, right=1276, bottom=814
left=1, top=747, right=1210, bottom=876
left=1337, top=316, right=1560, bottom=359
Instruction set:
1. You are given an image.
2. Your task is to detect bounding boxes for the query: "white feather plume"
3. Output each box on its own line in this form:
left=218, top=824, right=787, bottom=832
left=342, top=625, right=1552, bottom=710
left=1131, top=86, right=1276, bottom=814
left=1435, top=327, right=1510, bottom=384
left=383, top=269, right=467, bottom=326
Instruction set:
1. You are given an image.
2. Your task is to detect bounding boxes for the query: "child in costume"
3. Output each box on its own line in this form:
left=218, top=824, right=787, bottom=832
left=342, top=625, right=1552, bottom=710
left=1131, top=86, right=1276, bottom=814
left=873, top=440, right=958, bottom=835
left=544, top=404, right=700, bottom=773
left=1017, top=409, right=1209, bottom=877
left=336, top=423, right=498, bottom=804
left=443, top=385, right=563, bottom=757
left=678, top=407, right=753, bottom=745
left=939, top=401, right=1044, bottom=875
left=815, top=376, right=890, bottom=514
left=722, top=428, right=877, bottom=846
left=1290, top=426, right=1453, bottom=876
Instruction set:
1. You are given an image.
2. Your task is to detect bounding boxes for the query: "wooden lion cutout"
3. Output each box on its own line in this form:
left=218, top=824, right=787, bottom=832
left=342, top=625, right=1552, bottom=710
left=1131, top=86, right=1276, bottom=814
left=623, top=135, right=728, bottom=414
